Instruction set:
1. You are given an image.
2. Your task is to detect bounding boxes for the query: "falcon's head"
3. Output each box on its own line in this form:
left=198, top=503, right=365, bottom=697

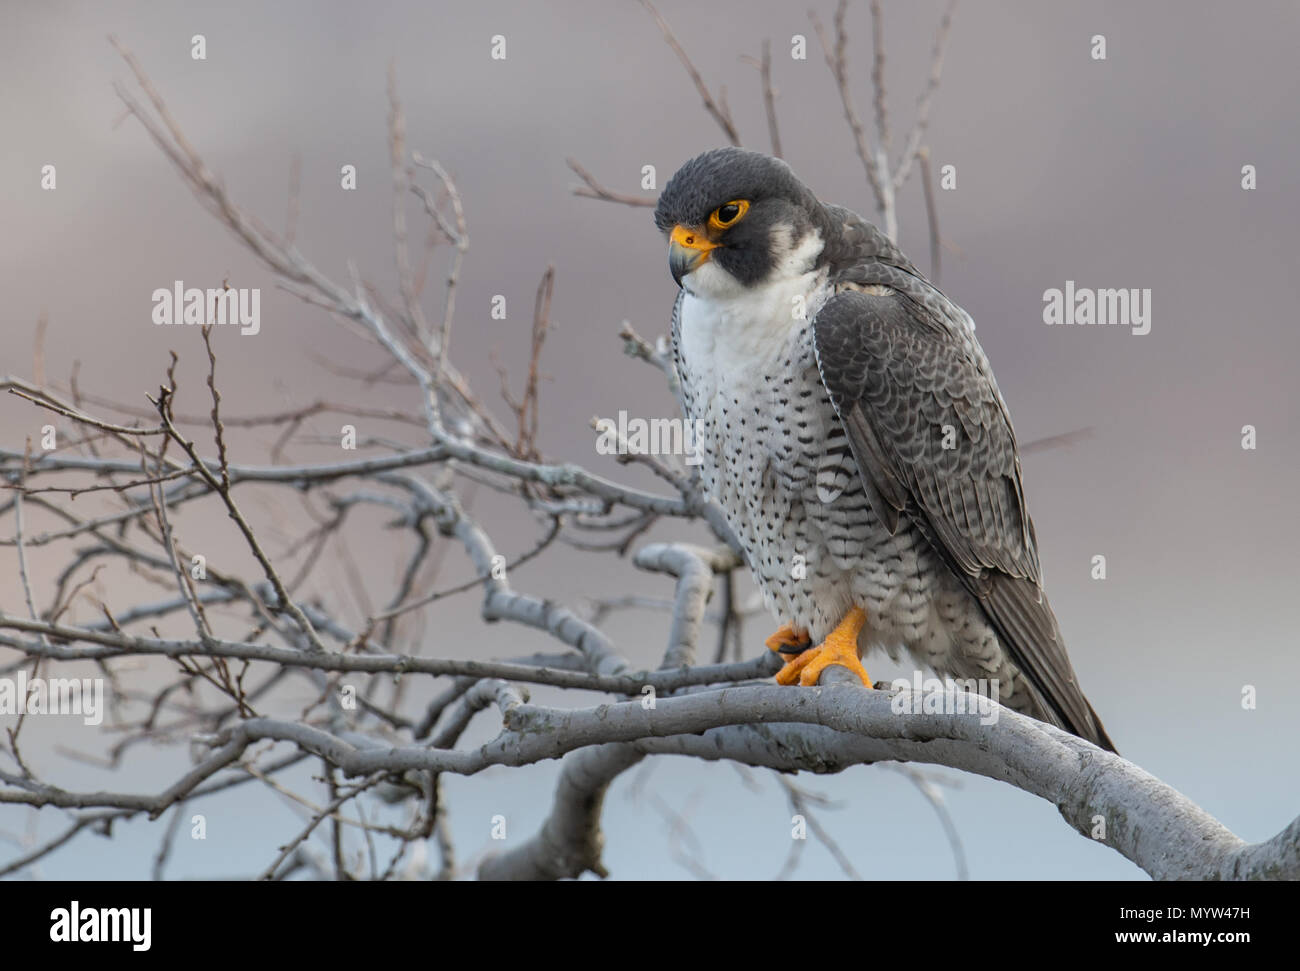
left=654, top=147, right=826, bottom=296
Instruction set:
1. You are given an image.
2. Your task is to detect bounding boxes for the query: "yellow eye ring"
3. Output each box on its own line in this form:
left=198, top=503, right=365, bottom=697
left=708, top=199, right=749, bottom=230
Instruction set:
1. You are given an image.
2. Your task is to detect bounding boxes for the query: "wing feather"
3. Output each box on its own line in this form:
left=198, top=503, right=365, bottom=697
left=812, top=283, right=1115, bottom=750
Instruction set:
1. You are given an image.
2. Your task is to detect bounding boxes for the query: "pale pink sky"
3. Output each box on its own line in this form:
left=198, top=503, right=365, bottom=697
left=2, top=0, right=1298, bottom=879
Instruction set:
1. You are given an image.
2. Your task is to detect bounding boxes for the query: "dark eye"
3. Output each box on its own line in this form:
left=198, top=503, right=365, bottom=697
left=709, top=199, right=749, bottom=230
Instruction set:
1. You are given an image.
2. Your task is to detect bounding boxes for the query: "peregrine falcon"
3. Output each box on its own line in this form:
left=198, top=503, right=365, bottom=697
left=655, top=147, right=1115, bottom=751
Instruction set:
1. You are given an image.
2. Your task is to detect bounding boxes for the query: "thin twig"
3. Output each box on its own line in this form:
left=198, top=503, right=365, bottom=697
left=565, top=157, right=656, bottom=207
left=918, top=146, right=941, bottom=284
left=742, top=40, right=782, bottom=158
left=892, top=0, right=959, bottom=190
left=639, top=0, right=740, bottom=145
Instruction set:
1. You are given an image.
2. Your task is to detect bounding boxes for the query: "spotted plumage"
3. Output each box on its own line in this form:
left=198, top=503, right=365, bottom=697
left=656, top=147, right=1114, bottom=750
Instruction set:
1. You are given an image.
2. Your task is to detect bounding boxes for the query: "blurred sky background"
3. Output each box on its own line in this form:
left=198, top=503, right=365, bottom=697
left=2, top=0, right=1298, bottom=880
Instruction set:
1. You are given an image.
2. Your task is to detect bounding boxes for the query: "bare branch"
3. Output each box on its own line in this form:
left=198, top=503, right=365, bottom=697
left=566, top=157, right=656, bottom=207
left=918, top=145, right=942, bottom=283
left=810, top=0, right=893, bottom=237
left=639, top=0, right=740, bottom=146
left=742, top=40, right=783, bottom=158
left=892, top=0, right=958, bottom=190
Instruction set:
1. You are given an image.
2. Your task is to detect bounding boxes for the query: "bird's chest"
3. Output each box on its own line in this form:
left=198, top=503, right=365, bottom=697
left=675, top=280, right=833, bottom=499
left=674, top=279, right=885, bottom=601
left=673, top=278, right=931, bottom=644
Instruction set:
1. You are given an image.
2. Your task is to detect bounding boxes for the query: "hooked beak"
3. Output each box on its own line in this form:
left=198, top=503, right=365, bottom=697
left=668, top=224, right=719, bottom=287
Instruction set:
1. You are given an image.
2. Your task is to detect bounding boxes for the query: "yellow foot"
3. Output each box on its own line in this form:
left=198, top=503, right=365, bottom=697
left=765, top=623, right=811, bottom=656
left=774, top=607, right=870, bottom=687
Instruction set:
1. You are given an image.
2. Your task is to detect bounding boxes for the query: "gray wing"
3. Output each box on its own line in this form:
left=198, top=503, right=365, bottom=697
left=812, top=283, right=1114, bottom=750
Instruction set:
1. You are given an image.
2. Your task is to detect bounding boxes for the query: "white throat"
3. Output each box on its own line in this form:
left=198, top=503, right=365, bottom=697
left=678, top=228, right=828, bottom=370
